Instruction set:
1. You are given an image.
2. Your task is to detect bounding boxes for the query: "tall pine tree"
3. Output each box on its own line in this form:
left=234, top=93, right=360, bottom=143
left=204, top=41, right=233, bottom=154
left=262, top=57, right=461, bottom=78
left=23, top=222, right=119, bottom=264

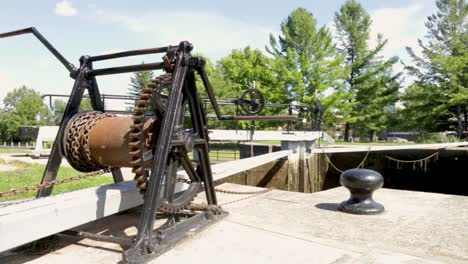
left=127, top=69, right=155, bottom=110
left=405, top=0, right=467, bottom=137
left=334, top=0, right=400, bottom=141
left=267, top=7, right=346, bottom=129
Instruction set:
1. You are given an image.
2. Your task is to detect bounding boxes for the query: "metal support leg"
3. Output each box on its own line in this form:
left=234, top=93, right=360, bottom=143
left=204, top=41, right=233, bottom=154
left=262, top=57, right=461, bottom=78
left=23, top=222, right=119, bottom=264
left=187, top=70, right=217, bottom=205
left=37, top=72, right=87, bottom=197
left=87, top=60, right=124, bottom=183
left=124, top=43, right=190, bottom=263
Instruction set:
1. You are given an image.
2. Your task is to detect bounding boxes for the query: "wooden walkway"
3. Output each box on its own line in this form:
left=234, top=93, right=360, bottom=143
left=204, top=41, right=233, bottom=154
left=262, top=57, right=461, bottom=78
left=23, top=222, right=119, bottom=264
left=315, top=142, right=468, bottom=153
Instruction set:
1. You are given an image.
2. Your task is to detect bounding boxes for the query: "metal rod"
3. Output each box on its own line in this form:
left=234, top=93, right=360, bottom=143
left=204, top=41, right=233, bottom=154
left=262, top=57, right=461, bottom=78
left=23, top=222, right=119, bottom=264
left=41, top=93, right=138, bottom=100
left=220, top=115, right=299, bottom=121
left=37, top=70, right=88, bottom=197
left=0, top=27, right=76, bottom=74
left=89, top=46, right=173, bottom=61
left=88, top=46, right=174, bottom=62
left=61, top=230, right=133, bottom=246
left=87, top=62, right=165, bottom=77
left=195, top=58, right=297, bottom=122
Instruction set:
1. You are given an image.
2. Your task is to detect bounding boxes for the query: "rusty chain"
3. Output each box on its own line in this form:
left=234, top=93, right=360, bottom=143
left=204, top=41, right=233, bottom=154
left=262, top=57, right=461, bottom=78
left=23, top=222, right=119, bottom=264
left=176, top=177, right=272, bottom=195
left=176, top=177, right=273, bottom=210
left=0, top=169, right=110, bottom=198
left=188, top=187, right=272, bottom=212
left=65, top=111, right=113, bottom=172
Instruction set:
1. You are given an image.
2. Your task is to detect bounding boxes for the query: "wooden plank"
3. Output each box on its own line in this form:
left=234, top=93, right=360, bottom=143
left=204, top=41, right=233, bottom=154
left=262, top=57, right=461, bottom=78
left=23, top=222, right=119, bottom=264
left=0, top=151, right=289, bottom=252
left=211, top=151, right=288, bottom=181
left=314, top=142, right=468, bottom=154
left=0, top=181, right=143, bottom=252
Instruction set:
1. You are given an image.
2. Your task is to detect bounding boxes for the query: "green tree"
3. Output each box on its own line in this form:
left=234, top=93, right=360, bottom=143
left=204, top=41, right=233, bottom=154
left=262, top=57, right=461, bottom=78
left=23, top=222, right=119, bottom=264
left=267, top=7, right=347, bottom=131
left=127, top=68, right=155, bottom=110
left=79, top=98, right=93, bottom=111
left=128, top=70, right=155, bottom=97
left=0, top=86, right=50, bottom=141
left=220, top=47, right=275, bottom=99
left=400, top=83, right=451, bottom=133
left=49, top=98, right=94, bottom=125
left=334, top=0, right=400, bottom=141
left=405, top=0, right=467, bottom=137
left=219, top=47, right=282, bottom=129
left=50, top=99, right=66, bottom=125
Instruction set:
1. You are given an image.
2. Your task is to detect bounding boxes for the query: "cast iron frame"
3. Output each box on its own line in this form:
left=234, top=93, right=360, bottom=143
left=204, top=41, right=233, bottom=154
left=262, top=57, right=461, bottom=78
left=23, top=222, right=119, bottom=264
left=0, top=27, right=296, bottom=263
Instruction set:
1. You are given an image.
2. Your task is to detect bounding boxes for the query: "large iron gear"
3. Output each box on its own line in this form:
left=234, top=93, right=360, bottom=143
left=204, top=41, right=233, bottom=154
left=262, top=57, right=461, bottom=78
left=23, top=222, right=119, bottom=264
left=129, top=73, right=201, bottom=213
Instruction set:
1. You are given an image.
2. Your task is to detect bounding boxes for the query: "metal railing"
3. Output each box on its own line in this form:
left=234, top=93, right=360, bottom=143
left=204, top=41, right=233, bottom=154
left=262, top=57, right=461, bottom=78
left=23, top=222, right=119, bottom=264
left=0, top=142, right=35, bottom=149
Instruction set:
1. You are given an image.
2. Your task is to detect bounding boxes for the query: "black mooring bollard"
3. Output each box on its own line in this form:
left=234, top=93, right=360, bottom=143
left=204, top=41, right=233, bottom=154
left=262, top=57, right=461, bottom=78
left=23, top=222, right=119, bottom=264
left=338, top=168, right=384, bottom=215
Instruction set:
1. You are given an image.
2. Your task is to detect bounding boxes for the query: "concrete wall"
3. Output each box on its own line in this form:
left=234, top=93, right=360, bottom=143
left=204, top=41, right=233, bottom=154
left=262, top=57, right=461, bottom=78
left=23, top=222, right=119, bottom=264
left=216, top=151, right=328, bottom=193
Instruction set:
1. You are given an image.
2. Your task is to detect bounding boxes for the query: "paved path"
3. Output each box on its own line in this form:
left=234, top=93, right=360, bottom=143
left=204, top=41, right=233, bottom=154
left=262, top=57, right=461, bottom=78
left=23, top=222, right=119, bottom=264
left=2, top=184, right=466, bottom=264
left=0, top=153, right=72, bottom=167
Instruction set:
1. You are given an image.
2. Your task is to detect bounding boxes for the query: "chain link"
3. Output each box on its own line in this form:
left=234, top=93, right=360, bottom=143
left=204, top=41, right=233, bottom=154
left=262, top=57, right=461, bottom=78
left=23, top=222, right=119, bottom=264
left=0, top=169, right=110, bottom=198
left=65, top=111, right=114, bottom=172
left=176, top=177, right=272, bottom=195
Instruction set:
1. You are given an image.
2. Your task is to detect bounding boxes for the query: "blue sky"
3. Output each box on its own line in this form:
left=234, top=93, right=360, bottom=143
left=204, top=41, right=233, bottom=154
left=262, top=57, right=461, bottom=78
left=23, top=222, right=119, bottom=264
left=0, top=0, right=436, bottom=109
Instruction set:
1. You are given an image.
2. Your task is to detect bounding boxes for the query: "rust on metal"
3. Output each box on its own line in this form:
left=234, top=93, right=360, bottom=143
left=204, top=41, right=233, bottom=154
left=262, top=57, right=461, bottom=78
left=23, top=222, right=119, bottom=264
left=88, top=116, right=155, bottom=168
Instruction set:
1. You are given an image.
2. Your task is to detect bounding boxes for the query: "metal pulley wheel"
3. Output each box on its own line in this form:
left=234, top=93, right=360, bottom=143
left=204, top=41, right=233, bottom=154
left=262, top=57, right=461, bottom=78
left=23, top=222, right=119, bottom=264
left=152, top=81, right=171, bottom=114
left=239, top=88, right=265, bottom=115
left=129, top=73, right=202, bottom=213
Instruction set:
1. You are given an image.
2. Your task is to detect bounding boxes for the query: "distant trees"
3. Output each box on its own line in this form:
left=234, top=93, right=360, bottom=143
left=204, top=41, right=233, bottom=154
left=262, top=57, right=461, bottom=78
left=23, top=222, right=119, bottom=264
left=128, top=70, right=155, bottom=98
left=0, top=84, right=105, bottom=141
left=127, top=69, right=155, bottom=111
left=195, top=5, right=403, bottom=138
left=0, top=86, right=50, bottom=141
left=404, top=0, right=468, bottom=138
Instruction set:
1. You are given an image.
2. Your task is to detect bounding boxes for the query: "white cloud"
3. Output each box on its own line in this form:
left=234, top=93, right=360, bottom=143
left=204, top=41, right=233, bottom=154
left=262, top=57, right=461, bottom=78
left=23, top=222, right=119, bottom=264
left=100, top=11, right=276, bottom=61
left=54, top=0, right=77, bottom=17
left=368, top=2, right=435, bottom=86
left=369, top=4, right=426, bottom=60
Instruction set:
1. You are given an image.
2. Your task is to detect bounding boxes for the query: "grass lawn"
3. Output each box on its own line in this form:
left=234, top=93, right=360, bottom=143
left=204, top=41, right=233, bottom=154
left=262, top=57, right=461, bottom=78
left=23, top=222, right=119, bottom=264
left=0, top=148, right=31, bottom=154
left=209, top=150, right=240, bottom=161
left=0, top=159, right=113, bottom=202
left=189, top=150, right=240, bottom=162
left=256, top=140, right=281, bottom=145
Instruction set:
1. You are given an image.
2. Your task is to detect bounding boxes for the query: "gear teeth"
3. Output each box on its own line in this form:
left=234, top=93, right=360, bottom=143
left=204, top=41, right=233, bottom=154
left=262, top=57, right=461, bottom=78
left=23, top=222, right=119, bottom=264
left=135, top=100, right=147, bottom=107
left=128, top=72, right=200, bottom=213
left=132, top=167, right=144, bottom=175
left=129, top=151, right=141, bottom=157
left=128, top=141, right=141, bottom=149
left=138, top=182, right=147, bottom=190
left=129, top=135, right=140, bottom=141
left=134, top=110, right=144, bottom=116
left=139, top=94, right=151, bottom=100
left=132, top=116, right=144, bottom=124
left=129, top=133, right=142, bottom=138
left=129, top=159, right=142, bottom=166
